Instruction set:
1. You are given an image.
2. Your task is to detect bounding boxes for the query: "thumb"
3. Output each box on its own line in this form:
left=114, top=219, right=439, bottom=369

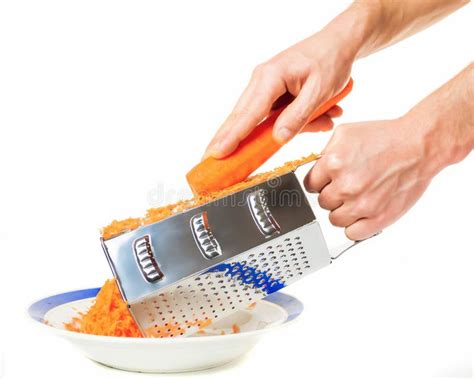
left=345, top=218, right=381, bottom=241
left=273, top=78, right=322, bottom=144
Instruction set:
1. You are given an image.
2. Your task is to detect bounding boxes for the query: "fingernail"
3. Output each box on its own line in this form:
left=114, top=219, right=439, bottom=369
left=207, top=140, right=228, bottom=159
left=211, top=140, right=221, bottom=153
left=276, top=128, right=292, bottom=143
left=201, top=150, right=212, bottom=161
left=202, top=145, right=218, bottom=161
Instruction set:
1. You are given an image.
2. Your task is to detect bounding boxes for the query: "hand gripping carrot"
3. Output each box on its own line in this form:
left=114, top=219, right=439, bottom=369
left=186, top=78, right=353, bottom=195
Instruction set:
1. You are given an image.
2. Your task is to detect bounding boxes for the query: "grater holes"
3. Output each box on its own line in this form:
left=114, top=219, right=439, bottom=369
left=132, top=233, right=312, bottom=337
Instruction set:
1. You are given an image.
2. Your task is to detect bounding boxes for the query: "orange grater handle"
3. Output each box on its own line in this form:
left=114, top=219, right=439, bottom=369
left=186, top=78, right=354, bottom=195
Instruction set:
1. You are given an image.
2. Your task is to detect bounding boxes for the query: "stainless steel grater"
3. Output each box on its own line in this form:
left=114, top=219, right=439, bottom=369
left=101, top=162, right=362, bottom=338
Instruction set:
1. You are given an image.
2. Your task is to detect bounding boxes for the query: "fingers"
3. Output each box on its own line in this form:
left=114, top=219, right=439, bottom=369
left=326, top=105, right=343, bottom=118
left=301, top=115, right=334, bottom=133
left=204, top=64, right=286, bottom=159
left=317, top=182, right=343, bottom=210
left=328, top=203, right=360, bottom=228
left=305, top=153, right=380, bottom=241
left=203, top=59, right=345, bottom=159
left=300, top=105, right=343, bottom=133
left=345, top=218, right=382, bottom=241
left=304, top=161, right=331, bottom=194
left=273, top=77, right=321, bottom=144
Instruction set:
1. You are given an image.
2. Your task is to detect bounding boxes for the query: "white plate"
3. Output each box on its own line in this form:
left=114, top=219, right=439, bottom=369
left=28, top=287, right=303, bottom=373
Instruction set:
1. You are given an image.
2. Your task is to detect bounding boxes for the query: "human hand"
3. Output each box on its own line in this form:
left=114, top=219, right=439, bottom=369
left=305, top=64, right=474, bottom=240
left=204, top=27, right=357, bottom=159
left=204, top=0, right=468, bottom=161
left=305, top=117, right=435, bottom=241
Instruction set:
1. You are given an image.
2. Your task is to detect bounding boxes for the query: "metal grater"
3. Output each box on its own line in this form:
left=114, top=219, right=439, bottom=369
left=102, top=162, right=363, bottom=338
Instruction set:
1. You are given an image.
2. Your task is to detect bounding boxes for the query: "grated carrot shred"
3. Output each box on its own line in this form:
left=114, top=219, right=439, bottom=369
left=246, top=302, right=257, bottom=310
left=64, top=279, right=142, bottom=337
left=102, top=154, right=319, bottom=240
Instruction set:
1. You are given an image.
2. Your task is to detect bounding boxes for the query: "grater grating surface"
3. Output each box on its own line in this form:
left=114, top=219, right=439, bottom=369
left=129, top=222, right=329, bottom=337
left=102, top=164, right=336, bottom=337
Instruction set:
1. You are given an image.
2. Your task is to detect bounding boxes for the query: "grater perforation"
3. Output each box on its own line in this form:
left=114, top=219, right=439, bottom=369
left=120, top=222, right=327, bottom=337
left=102, top=164, right=337, bottom=337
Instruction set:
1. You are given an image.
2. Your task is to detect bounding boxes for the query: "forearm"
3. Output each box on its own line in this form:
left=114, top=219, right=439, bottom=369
left=206, top=0, right=471, bottom=159
left=317, top=0, right=470, bottom=61
left=405, top=63, right=474, bottom=175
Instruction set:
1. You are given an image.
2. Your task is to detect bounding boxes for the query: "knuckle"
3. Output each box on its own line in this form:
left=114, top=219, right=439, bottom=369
left=252, top=61, right=279, bottom=81
left=306, top=72, right=323, bottom=94
left=328, top=211, right=344, bottom=227
left=338, top=176, right=363, bottom=198
left=366, top=201, right=381, bottom=217
left=291, top=108, right=309, bottom=127
left=333, top=123, right=349, bottom=138
left=323, top=153, right=344, bottom=174
left=317, top=193, right=326, bottom=208
left=373, top=212, right=389, bottom=226
left=251, top=63, right=265, bottom=78
left=337, top=182, right=353, bottom=198
left=353, top=197, right=376, bottom=217
left=317, top=193, right=330, bottom=209
left=317, top=191, right=339, bottom=210
left=303, top=173, right=316, bottom=193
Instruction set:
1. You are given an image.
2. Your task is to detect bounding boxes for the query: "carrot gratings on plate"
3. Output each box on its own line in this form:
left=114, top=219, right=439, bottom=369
left=63, top=79, right=354, bottom=338
left=66, top=154, right=319, bottom=337
left=64, top=279, right=142, bottom=337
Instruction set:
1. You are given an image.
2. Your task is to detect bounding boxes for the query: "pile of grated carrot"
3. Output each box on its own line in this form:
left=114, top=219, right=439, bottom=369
left=65, top=279, right=142, bottom=337
left=65, top=154, right=318, bottom=337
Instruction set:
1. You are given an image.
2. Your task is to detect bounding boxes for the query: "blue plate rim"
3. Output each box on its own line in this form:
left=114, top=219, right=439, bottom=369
left=28, top=287, right=304, bottom=342
left=28, top=287, right=303, bottom=325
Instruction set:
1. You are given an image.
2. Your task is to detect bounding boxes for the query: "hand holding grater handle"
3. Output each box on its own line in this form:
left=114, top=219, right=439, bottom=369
left=102, top=155, right=379, bottom=338
left=294, top=158, right=381, bottom=262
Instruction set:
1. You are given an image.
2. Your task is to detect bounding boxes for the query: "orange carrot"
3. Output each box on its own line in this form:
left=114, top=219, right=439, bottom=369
left=186, top=78, right=353, bottom=195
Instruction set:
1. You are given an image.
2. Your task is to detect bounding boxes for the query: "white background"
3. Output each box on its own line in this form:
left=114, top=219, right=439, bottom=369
left=0, top=1, right=473, bottom=378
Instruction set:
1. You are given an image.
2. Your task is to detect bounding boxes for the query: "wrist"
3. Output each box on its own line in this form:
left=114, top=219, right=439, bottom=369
left=406, top=64, right=474, bottom=174
left=403, top=103, right=472, bottom=178
left=400, top=111, right=455, bottom=178
left=321, top=1, right=382, bottom=61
